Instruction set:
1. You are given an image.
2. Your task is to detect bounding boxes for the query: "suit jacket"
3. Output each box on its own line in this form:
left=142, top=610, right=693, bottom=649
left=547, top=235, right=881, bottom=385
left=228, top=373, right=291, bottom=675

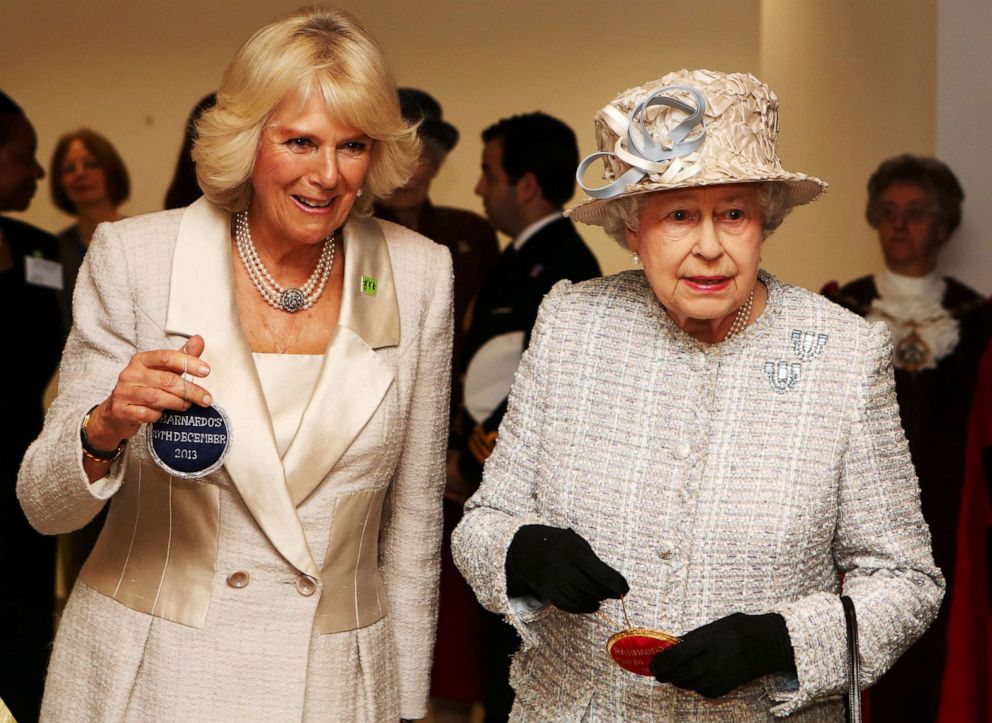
left=17, top=198, right=453, bottom=722
left=0, top=216, right=63, bottom=723
left=455, top=216, right=600, bottom=483
left=453, top=271, right=943, bottom=721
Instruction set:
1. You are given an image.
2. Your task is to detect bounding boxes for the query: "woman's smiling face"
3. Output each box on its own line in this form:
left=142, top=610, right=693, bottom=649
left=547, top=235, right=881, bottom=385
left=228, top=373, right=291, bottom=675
left=249, top=92, right=373, bottom=248
left=626, top=184, right=763, bottom=341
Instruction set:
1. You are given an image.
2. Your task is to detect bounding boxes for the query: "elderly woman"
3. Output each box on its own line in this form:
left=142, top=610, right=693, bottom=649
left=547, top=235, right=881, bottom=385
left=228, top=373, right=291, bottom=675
left=823, top=156, right=992, bottom=722
left=49, top=128, right=130, bottom=329
left=18, top=7, right=451, bottom=722
left=452, top=69, right=943, bottom=721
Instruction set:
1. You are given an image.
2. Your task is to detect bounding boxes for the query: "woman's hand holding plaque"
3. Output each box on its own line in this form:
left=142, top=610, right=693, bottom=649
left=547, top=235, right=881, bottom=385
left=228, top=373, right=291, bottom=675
left=88, top=335, right=211, bottom=437
left=82, top=335, right=214, bottom=481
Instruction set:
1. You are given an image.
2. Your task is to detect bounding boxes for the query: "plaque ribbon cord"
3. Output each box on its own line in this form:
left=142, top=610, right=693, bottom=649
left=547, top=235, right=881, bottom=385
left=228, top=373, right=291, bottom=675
left=576, top=85, right=708, bottom=200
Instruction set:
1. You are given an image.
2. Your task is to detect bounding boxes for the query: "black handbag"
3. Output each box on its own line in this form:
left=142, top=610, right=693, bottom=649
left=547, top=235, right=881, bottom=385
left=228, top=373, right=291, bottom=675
left=841, top=596, right=862, bottom=723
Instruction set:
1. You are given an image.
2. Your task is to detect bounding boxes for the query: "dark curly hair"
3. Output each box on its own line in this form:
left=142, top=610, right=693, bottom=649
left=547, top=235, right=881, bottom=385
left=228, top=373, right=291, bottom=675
left=865, top=154, right=964, bottom=234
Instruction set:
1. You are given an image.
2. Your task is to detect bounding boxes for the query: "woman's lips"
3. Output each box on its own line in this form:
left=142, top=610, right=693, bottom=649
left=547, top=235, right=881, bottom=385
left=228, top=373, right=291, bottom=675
left=292, top=195, right=335, bottom=213
left=683, top=276, right=731, bottom=293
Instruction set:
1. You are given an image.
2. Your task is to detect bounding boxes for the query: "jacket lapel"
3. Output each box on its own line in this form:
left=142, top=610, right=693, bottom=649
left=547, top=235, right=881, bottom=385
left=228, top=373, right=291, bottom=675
left=282, top=216, right=399, bottom=506
left=163, top=198, right=319, bottom=577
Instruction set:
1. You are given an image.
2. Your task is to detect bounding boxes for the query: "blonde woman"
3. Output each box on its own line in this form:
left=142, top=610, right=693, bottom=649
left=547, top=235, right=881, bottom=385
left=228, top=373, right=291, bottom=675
left=18, top=7, right=452, bottom=721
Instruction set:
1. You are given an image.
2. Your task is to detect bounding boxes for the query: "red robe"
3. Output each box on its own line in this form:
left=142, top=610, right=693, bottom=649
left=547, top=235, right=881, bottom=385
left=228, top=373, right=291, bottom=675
left=938, top=340, right=992, bottom=722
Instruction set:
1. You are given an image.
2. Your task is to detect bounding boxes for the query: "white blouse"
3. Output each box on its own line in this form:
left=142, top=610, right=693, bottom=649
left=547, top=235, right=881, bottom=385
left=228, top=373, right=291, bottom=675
left=252, top=353, right=324, bottom=458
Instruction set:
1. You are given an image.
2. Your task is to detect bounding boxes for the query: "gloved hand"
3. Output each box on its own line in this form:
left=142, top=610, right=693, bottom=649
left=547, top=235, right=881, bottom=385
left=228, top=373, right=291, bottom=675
left=505, top=524, right=628, bottom=613
left=650, top=612, right=795, bottom=698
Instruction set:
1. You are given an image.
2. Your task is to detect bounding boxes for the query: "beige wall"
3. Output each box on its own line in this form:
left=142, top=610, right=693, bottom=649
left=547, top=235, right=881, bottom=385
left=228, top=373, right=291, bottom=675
left=937, top=0, right=992, bottom=295
left=760, top=0, right=937, bottom=290
left=3, top=0, right=940, bottom=289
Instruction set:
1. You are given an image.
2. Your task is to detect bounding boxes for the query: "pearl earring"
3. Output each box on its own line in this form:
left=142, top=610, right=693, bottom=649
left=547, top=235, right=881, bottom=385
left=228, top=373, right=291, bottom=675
left=631, top=252, right=641, bottom=266
left=356, top=189, right=364, bottom=198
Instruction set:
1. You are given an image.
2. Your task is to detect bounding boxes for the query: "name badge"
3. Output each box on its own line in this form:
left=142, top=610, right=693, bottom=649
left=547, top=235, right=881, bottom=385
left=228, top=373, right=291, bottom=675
left=148, top=403, right=232, bottom=478
left=25, top=256, right=64, bottom=290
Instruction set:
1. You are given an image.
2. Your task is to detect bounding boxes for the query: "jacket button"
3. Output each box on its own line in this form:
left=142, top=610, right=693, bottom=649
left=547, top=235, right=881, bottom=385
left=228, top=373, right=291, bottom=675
left=296, top=575, right=317, bottom=597
left=226, top=571, right=250, bottom=589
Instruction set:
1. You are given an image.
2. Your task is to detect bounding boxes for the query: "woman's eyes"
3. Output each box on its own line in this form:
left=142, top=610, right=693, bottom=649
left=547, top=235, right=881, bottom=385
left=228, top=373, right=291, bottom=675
left=340, top=140, right=369, bottom=156
left=286, top=137, right=315, bottom=150
left=285, top=138, right=368, bottom=155
left=663, top=208, right=748, bottom=223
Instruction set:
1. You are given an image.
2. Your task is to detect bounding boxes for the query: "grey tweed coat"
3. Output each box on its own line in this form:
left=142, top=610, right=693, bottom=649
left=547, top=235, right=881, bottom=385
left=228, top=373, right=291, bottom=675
left=452, top=270, right=943, bottom=722
left=18, top=199, right=452, bottom=721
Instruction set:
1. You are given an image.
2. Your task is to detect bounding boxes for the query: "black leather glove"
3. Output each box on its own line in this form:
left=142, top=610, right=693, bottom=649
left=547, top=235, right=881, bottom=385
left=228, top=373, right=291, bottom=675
left=505, top=525, right=629, bottom=613
left=650, top=612, right=795, bottom=698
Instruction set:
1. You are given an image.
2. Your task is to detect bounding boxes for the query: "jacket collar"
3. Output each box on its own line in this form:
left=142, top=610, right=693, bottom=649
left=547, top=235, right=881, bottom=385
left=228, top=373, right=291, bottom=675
left=164, top=198, right=398, bottom=575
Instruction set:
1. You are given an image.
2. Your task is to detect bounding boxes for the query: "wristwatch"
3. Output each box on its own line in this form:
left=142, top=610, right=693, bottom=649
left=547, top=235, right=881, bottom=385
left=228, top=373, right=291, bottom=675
left=80, top=405, right=127, bottom=463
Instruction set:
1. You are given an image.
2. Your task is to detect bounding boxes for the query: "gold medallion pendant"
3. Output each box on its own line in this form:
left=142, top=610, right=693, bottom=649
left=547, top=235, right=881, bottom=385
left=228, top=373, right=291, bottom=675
left=894, top=329, right=931, bottom=372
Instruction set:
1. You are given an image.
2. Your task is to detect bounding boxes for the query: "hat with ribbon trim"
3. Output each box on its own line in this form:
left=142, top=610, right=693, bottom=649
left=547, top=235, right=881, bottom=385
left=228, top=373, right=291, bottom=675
left=567, top=69, right=827, bottom=227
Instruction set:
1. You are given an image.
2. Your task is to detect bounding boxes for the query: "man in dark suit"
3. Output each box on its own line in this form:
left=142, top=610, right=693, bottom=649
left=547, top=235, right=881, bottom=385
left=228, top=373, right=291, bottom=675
left=0, top=90, right=64, bottom=723
left=450, top=111, right=600, bottom=722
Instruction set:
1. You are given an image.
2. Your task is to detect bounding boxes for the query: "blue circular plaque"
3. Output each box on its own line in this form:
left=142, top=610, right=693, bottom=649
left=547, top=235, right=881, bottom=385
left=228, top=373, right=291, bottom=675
left=148, top=403, right=232, bottom=478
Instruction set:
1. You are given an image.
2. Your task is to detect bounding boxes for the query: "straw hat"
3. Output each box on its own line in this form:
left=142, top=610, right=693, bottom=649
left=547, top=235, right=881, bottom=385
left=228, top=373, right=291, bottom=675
left=567, top=69, right=827, bottom=227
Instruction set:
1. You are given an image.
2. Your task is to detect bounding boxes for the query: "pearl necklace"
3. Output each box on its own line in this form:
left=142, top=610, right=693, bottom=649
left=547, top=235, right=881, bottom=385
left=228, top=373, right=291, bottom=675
left=726, top=288, right=755, bottom=339
left=234, top=210, right=336, bottom=313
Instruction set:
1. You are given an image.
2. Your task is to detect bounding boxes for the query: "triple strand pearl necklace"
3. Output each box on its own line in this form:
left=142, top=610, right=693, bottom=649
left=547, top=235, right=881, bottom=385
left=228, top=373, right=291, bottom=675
left=234, top=210, right=336, bottom=313
left=725, top=288, right=755, bottom=339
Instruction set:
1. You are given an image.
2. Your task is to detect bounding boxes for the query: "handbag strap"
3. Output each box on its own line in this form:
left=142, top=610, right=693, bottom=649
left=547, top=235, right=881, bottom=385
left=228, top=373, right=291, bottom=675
left=841, top=595, right=862, bottom=723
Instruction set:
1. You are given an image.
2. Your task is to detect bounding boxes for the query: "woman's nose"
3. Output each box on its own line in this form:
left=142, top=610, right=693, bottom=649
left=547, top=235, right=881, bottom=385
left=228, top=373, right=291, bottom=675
left=693, top=219, right=722, bottom=259
left=314, top=149, right=339, bottom=187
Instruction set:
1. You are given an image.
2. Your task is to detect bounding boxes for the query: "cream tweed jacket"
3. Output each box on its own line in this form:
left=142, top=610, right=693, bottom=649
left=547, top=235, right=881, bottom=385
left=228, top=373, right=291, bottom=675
left=18, top=200, right=452, bottom=722
left=453, top=270, right=943, bottom=722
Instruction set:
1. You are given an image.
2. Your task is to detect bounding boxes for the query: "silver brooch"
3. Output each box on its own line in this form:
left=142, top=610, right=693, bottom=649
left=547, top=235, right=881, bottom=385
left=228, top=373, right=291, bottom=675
left=765, top=361, right=801, bottom=393
left=791, top=330, right=828, bottom=361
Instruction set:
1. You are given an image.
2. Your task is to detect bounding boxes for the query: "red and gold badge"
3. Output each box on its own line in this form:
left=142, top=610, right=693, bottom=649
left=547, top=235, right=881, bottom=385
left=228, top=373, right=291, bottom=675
left=600, top=597, right=680, bottom=676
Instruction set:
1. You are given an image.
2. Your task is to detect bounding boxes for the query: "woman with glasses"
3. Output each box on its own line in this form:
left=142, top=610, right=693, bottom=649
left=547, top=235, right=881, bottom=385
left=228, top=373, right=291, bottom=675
left=49, top=128, right=130, bottom=329
left=824, top=154, right=992, bottom=722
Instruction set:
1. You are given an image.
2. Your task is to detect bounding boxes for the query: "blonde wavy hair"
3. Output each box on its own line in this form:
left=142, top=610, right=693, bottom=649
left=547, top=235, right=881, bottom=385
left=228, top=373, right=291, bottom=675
left=193, top=5, right=419, bottom=216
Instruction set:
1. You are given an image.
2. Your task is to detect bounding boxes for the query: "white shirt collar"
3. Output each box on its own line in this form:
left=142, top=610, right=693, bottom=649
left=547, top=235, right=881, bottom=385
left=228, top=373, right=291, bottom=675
left=512, top=212, right=562, bottom=251
left=877, top=268, right=944, bottom=302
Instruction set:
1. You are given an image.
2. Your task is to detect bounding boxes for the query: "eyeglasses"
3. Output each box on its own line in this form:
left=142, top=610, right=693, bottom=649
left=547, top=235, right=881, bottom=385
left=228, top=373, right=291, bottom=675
left=877, top=206, right=939, bottom=227
left=61, top=158, right=101, bottom=175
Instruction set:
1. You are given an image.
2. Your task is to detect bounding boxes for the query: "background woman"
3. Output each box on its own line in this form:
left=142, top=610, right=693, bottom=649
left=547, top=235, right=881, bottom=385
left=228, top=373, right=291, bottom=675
left=823, top=155, right=992, bottom=721
left=18, top=7, right=451, bottom=721
left=453, top=69, right=943, bottom=721
left=49, top=128, right=130, bottom=330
